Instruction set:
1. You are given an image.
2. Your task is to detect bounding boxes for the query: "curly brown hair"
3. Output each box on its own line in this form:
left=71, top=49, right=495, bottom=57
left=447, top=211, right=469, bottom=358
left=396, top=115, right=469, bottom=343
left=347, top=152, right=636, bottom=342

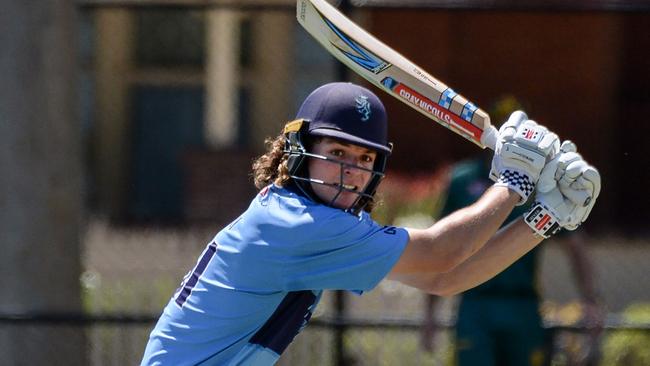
left=252, top=134, right=290, bottom=190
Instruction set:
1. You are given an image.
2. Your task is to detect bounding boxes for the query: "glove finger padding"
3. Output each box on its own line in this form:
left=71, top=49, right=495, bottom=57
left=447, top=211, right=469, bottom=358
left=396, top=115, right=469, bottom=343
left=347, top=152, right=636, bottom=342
left=499, top=110, right=528, bottom=138
left=526, top=153, right=601, bottom=236
left=538, top=156, right=560, bottom=193
left=554, top=151, right=583, bottom=181
left=518, top=127, right=559, bottom=157
left=559, top=159, right=589, bottom=186
left=581, top=167, right=601, bottom=200
left=564, top=165, right=601, bottom=227
left=538, top=140, right=580, bottom=194
left=541, top=132, right=560, bottom=154
left=559, top=159, right=592, bottom=206
left=490, top=112, right=528, bottom=183
left=560, top=140, right=578, bottom=153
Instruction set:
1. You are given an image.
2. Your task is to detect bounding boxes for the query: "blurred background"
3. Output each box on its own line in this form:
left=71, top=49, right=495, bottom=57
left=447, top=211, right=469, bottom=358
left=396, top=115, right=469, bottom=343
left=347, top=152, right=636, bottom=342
left=1, top=0, right=649, bottom=365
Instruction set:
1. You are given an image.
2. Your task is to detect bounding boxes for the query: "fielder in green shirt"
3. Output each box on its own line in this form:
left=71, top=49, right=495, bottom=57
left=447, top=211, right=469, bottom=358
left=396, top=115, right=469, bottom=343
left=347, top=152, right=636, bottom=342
left=422, top=156, right=602, bottom=366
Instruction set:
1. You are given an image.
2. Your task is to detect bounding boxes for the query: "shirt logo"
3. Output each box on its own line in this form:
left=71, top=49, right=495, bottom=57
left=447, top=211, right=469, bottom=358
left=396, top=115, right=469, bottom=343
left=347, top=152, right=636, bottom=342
left=356, top=95, right=371, bottom=122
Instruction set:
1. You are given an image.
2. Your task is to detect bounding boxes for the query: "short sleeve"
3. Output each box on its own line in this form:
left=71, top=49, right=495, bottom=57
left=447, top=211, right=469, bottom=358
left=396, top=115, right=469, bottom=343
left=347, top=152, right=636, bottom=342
left=214, top=186, right=409, bottom=293
left=279, top=209, right=409, bottom=292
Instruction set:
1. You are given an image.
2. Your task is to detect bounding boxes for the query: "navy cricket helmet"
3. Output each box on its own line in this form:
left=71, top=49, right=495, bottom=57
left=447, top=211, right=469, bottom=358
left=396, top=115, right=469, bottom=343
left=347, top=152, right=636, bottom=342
left=283, top=82, right=392, bottom=214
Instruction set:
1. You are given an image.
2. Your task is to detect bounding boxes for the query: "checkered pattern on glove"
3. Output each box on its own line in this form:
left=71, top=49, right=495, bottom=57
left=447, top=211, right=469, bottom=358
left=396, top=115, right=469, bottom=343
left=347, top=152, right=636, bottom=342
left=496, top=169, right=536, bottom=201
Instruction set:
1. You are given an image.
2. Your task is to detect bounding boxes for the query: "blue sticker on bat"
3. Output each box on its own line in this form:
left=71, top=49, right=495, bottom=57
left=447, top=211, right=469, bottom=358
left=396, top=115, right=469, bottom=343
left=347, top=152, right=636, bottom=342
left=381, top=77, right=399, bottom=90
left=439, top=88, right=457, bottom=109
left=461, top=102, right=478, bottom=122
left=323, top=17, right=390, bottom=74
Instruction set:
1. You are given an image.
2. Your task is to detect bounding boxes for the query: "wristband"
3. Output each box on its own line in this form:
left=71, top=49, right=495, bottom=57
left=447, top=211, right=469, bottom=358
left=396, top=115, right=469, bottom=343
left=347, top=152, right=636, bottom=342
left=524, top=202, right=561, bottom=238
left=497, top=169, right=535, bottom=204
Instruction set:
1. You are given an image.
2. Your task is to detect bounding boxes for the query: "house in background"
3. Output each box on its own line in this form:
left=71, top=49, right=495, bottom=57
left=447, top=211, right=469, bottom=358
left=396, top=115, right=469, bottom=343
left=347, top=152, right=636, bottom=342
left=80, top=1, right=650, bottom=233
left=83, top=3, right=337, bottom=224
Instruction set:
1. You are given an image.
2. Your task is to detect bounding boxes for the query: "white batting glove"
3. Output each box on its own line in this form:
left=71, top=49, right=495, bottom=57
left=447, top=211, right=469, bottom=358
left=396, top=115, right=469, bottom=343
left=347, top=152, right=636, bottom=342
left=553, top=142, right=601, bottom=229
left=525, top=142, right=601, bottom=237
left=490, top=111, right=560, bottom=204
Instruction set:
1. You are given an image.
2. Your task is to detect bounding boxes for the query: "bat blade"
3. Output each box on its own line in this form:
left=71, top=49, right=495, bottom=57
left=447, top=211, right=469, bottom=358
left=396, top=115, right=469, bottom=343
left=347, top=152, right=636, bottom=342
left=297, top=0, right=497, bottom=150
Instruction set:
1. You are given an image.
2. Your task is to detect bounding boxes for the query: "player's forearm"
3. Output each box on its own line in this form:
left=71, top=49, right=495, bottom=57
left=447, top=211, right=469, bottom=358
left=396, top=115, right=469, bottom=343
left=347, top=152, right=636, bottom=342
left=424, top=185, right=519, bottom=268
left=396, top=185, right=518, bottom=274
left=425, top=219, right=542, bottom=296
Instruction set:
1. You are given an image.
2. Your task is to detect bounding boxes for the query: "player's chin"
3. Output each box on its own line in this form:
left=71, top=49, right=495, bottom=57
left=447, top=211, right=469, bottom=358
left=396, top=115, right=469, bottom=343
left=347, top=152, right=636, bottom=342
left=312, top=184, right=359, bottom=209
left=330, top=191, right=359, bottom=209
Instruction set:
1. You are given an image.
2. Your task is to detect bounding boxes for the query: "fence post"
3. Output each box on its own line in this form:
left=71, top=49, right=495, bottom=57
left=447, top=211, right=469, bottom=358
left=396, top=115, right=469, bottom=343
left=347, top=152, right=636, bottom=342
left=332, top=0, right=352, bottom=361
left=0, top=0, right=86, bottom=364
left=333, top=290, right=347, bottom=366
left=331, top=2, right=353, bottom=364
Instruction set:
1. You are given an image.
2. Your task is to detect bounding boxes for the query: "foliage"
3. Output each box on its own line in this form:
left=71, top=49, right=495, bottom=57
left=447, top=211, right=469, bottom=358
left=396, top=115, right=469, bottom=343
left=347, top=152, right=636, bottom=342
left=344, top=329, right=454, bottom=366
left=372, top=168, right=450, bottom=227
left=599, top=303, right=650, bottom=366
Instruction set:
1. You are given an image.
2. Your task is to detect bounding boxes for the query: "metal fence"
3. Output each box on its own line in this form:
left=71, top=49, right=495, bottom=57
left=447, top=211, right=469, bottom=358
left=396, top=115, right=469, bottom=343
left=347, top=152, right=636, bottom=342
left=2, top=311, right=650, bottom=365
left=4, top=219, right=638, bottom=365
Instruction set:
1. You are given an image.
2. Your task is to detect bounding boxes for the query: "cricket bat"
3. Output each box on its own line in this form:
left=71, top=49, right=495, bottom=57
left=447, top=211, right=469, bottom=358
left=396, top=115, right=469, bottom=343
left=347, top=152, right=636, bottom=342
left=297, top=0, right=498, bottom=150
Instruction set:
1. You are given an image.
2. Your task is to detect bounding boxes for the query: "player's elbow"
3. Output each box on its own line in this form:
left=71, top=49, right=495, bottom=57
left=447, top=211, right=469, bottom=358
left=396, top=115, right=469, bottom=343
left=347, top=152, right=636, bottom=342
left=434, top=256, right=462, bottom=274
left=421, top=233, right=482, bottom=273
left=436, top=287, right=464, bottom=297
left=435, top=246, right=473, bottom=273
left=426, top=243, right=472, bottom=273
left=415, top=252, right=461, bottom=274
left=421, top=276, right=463, bottom=297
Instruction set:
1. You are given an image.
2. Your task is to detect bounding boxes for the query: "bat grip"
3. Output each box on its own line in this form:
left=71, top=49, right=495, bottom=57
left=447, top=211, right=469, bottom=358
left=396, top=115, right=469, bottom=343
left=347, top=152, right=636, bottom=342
left=481, top=126, right=498, bottom=151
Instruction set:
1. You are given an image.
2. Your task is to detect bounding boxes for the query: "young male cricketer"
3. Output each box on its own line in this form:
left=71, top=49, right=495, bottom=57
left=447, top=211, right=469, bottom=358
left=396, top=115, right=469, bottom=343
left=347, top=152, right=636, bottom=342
left=141, top=82, right=601, bottom=365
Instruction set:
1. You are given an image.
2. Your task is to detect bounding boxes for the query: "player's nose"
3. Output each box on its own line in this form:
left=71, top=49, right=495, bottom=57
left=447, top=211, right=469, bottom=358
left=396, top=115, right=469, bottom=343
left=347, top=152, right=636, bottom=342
left=342, top=162, right=360, bottom=176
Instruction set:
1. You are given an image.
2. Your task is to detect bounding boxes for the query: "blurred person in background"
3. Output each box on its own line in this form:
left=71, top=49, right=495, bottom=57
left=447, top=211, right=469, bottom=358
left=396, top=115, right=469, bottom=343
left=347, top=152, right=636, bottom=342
left=141, top=84, right=600, bottom=366
left=420, top=97, right=604, bottom=366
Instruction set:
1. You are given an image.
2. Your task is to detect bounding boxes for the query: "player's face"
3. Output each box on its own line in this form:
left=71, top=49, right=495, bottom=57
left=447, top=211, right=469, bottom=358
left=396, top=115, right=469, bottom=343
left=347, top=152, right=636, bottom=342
left=308, top=137, right=377, bottom=210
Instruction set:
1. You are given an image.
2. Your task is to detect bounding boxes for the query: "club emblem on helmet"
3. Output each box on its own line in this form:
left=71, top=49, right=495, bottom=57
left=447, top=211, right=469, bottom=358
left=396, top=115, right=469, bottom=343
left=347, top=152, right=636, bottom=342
left=355, top=95, right=371, bottom=121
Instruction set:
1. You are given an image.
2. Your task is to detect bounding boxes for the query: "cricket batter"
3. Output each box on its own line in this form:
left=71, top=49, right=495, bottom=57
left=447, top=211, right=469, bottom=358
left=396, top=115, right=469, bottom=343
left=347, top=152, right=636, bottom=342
left=141, top=82, right=600, bottom=365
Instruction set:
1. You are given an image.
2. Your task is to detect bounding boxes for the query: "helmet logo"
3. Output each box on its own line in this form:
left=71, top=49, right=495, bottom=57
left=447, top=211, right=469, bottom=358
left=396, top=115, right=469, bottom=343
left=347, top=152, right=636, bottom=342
left=355, top=95, right=371, bottom=122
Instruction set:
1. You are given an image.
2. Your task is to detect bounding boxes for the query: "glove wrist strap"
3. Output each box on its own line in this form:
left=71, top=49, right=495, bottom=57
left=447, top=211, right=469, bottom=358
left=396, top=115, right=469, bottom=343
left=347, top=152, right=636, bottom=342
left=524, top=202, right=561, bottom=238
left=497, top=169, right=535, bottom=205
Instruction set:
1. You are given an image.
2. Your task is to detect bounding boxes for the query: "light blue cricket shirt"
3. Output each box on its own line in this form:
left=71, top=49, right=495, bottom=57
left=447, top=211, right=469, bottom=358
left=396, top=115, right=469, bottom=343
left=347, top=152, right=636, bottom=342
left=141, top=184, right=408, bottom=365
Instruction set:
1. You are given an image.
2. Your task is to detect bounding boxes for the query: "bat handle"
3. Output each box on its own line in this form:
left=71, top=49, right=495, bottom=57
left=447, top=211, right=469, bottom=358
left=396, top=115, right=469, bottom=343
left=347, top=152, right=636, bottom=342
left=481, top=126, right=498, bottom=151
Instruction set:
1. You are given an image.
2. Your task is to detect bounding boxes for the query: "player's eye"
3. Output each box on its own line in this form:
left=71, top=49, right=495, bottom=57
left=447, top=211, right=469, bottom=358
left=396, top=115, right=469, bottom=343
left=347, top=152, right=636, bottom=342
left=329, top=149, right=344, bottom=157
left=361, top=154, right=374, bottom=164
